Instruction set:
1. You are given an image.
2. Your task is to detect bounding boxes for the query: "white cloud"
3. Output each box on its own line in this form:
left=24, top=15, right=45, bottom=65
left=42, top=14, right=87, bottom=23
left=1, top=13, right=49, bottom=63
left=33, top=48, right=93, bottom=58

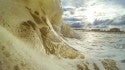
left=61, top=0, right=125, bottom=30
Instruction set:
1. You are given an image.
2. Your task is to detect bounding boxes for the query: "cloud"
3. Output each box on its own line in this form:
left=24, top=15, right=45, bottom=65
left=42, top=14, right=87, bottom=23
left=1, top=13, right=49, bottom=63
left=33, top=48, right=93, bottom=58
left=61, top=0, right=84, bottom=7
left=61, top=0, right=125, bottom=30
left=93, top=19, right=113, bottom=25
left=111, top=0, right=125, bottom=7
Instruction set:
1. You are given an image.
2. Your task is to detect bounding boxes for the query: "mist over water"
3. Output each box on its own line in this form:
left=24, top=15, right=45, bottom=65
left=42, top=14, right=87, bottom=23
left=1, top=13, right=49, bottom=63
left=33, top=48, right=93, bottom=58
left=79, top=32, right=125, bottom=60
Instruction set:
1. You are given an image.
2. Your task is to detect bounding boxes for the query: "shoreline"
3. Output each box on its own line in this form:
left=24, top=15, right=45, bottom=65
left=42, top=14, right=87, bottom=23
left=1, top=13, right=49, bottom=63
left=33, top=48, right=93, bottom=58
left=74, top=29, right=125, bottom=34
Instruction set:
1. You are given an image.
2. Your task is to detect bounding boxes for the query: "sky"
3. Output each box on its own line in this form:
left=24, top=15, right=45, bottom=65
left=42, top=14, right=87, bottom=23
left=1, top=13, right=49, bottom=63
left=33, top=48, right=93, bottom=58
left=61, top=0, right=125, bottom=30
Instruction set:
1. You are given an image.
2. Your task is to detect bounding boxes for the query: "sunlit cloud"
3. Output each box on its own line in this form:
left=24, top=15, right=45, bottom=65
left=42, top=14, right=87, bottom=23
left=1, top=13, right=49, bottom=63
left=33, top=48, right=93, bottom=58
left=78, top=0, right=125, bottom=23
left=61, top=0, right=125, bottom=30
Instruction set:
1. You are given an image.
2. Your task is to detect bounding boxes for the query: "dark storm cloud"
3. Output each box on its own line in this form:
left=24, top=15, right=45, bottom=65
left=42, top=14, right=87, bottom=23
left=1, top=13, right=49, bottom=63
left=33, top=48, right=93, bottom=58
left=93, top=19, right=113, bottom=25
left=92, top=18, right=125, bottom=26
left=111, top=20, right=125, bottom=26
left=109, top=15, right=125, bottom=25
